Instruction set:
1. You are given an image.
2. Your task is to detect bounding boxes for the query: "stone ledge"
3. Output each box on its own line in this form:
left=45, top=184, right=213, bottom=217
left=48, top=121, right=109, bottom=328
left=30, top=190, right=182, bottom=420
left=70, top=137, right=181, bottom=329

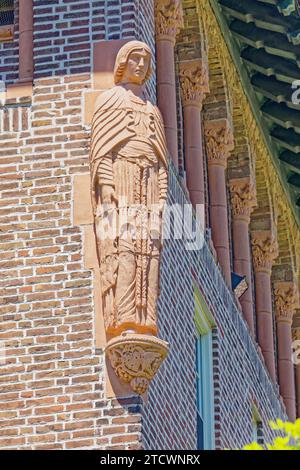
left=6, top=82, right=33, bottom=100
left=0, top=95, right=32, bottom=109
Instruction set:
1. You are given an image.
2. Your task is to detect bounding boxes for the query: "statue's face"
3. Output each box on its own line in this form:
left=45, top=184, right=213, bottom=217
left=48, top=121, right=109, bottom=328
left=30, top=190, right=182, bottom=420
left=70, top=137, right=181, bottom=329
left=122, top=49, right=150, bottom=85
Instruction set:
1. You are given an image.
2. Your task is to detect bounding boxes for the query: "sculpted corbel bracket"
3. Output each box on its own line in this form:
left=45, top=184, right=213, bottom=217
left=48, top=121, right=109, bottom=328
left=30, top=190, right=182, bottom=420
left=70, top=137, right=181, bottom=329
left=106, top=334, right=169, bottom=395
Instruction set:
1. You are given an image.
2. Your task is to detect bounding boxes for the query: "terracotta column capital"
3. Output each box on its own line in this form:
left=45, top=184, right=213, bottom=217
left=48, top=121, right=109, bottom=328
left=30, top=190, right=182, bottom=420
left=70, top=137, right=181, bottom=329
left=274, top=282, right=299, bottom=325
left=229, top=177, right=257, bottom=223
left=204, top=119, right=234, bottom=168
left=251, top=231, right=279, bottom=274
left=155, top=0, right=184, bottom=43
left=179, top=59, right=209, bottom=109
left=293, top=327, right=300, bottom=341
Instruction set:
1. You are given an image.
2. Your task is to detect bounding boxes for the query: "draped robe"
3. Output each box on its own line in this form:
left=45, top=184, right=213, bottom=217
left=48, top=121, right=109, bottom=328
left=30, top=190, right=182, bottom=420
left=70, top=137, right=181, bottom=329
left=90, top=85, right=168, bottom=336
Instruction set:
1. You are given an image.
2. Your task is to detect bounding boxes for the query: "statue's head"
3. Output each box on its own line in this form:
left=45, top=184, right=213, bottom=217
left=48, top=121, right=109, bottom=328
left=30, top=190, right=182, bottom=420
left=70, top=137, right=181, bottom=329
left=114, top=41, right=153, bottom=86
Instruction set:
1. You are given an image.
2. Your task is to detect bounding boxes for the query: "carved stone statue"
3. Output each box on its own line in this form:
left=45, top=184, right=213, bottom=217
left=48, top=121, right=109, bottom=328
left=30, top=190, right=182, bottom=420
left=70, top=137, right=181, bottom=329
left=90, top=41, right=169, bottom=394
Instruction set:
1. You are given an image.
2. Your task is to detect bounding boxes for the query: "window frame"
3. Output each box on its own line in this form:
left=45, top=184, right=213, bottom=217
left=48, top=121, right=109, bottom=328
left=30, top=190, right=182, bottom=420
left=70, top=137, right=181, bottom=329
left=194, top=282, right=216, bottom=450
left=252, top=404, right=264, bottom=447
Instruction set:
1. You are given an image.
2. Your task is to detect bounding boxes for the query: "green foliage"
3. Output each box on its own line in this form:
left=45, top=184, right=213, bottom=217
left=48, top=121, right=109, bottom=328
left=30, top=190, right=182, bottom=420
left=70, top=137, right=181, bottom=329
left=243, top=419, right=300, bottom=450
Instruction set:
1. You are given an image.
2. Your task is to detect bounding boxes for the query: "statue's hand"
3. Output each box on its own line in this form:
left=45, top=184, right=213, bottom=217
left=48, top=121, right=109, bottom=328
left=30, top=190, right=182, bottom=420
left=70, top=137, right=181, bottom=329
left=101, top=185, right=117, bottom=205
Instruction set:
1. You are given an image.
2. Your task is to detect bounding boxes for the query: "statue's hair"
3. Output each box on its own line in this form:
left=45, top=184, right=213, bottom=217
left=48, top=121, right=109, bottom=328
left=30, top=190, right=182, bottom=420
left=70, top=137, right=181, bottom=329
left=114, top=41, right=153, bottom=85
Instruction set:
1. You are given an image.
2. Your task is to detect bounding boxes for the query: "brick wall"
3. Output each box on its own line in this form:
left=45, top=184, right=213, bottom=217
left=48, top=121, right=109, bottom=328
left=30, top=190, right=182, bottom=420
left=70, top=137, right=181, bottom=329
left=33, top=0, right=156, bottom=100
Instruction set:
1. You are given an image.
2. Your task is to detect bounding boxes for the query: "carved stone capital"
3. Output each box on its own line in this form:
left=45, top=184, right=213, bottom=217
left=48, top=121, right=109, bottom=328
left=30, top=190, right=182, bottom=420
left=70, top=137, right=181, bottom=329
left=274, top=282, right=299, bottom=324
left=292, top=327, right=300, bottom=342
left=179, top=60, right=209, bottom=108
left=106, top=333, right=169, bottom=395
left=204, top=119, right=234, bottom=167
left=251, top=231, right=279, bottom=273
left=155, top=0, right=184, bottom=42
left=229, top=178, right=257, bottom=222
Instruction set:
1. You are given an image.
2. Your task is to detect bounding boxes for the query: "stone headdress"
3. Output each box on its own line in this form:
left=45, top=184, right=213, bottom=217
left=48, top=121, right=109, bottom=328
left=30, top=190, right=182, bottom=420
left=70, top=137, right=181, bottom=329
left=113, top=40, right=153, bottom=85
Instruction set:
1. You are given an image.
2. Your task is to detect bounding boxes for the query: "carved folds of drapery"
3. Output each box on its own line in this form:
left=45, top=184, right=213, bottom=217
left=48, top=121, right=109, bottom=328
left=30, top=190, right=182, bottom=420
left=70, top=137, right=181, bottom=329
left=251, top=231, right=279, bottom=274
left=204, top=119, right=234, bottom=167
left=229, top=178, right=257, bottom=222
left=179, top=59, right=209, bottom=109
left=154, top=0, right=184, bottom=42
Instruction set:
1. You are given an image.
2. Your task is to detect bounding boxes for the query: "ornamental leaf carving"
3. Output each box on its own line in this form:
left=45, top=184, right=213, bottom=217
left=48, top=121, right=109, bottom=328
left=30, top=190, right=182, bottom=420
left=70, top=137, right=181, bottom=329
left=229, top=180, right=257, bottom=219
left=204, top=120, right=234, bottom=165
left=155, top=0, right=183, bottom=40
left=274, top=283, right=299, bottom=323
left=179, top=61, right=209, bottom=107
left=251, top=234, right=278, bottom=272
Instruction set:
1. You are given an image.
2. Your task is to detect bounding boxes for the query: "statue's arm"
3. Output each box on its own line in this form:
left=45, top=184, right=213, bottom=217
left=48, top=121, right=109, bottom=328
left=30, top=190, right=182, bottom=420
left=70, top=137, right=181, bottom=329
left=95, top=154, right=117, bottom=206
left=91, top=88, right=125, bottom=208
left=96, top=153, right=114, bottom=188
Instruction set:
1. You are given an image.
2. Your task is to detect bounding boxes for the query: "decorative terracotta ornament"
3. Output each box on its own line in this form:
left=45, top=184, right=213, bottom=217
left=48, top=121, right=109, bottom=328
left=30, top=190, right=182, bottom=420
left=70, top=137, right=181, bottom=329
left=154, top=0, right=183, bottom=42
left=90, top=41, right=169, bottom=394
left=106, top=334, right=169, bottom=395
left=179, top=60, right=209, bottom=109
left=229, top=179, right=257, bottom=222
left=0, top=25, right=13, bottom=42
left=251, top=232, right=279, bottom=274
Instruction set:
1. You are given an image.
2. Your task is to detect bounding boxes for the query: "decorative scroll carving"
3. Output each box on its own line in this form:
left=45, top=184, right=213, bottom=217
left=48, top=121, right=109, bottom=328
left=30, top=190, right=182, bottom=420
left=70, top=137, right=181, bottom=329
left=90, top=41, right=169, bottom=394
left=251, top=231, right=279, bottom=273
left=229, top=178, right=257, bottom=221
left=274, top=282, right=299, bottom=324
left=106, top=333, right=169, bottom=394
left=179, top=60, right=209, bottom=108
left=155, top=0, right=183, bottom=42
left=204, top=119, right=234, bottom=167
